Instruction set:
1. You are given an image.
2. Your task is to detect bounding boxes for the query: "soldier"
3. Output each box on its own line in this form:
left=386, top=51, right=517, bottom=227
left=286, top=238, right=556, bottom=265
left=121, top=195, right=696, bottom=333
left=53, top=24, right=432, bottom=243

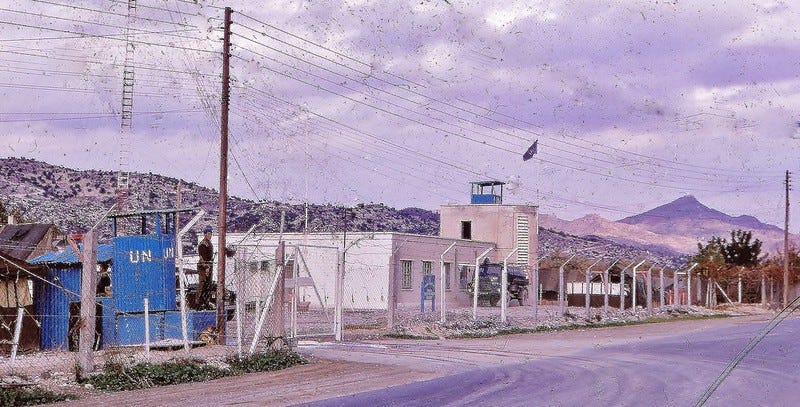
left=195, top=226, right=214, bottom=310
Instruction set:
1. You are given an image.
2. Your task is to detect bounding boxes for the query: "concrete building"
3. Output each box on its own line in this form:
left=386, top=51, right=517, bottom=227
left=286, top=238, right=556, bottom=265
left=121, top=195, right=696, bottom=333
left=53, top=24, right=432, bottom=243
left=200, top=181, right=539, bottom=317
left=441, top=181, right=538, bottom=269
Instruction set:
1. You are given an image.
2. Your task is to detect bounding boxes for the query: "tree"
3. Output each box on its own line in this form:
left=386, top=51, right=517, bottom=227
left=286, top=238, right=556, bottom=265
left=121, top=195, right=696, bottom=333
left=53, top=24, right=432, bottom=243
left=718, top=230, right=762, bottom=268
left=694, top=230, right=763, bottom=306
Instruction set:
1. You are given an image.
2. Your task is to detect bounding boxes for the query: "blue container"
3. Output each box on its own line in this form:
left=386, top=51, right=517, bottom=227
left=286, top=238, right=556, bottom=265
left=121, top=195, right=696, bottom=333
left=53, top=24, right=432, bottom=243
left=113, top=312, right=165, bottom=346
left=164, top=310, right=216, bottom=341
left=34, top=266, right=81, bottom=350
left=112, top=233, right=176, bottom=313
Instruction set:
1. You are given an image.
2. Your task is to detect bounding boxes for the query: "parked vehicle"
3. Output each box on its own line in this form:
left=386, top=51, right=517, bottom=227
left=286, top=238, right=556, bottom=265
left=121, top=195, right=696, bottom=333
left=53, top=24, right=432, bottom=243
left=467, top=261, right=529, bottom=306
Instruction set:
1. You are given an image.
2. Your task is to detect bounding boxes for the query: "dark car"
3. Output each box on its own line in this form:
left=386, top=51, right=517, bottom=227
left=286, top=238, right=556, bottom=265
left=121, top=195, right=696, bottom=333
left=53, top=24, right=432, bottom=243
left=467, top=262, right=530, bottom=306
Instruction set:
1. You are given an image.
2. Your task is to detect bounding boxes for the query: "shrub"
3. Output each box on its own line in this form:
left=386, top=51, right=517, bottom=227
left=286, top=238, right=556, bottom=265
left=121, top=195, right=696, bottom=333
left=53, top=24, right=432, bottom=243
left=0, top=387, right=75, bottom=406
left=88, top=351, right=307, bottom=392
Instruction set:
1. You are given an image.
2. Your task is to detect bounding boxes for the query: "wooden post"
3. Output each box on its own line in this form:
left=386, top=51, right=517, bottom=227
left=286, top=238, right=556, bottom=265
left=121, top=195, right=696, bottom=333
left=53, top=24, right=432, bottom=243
left=761, top=271, right=767, bottom=306
left=659, top=268, right=665, bottom=308
left=78, top=231, right=97, bottom=378
left=216, top=6, right=232, bottom=344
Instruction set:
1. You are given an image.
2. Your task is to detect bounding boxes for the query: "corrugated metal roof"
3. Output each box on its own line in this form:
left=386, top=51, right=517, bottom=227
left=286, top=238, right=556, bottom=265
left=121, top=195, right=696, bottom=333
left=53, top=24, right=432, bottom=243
left=30, top=244, right=114, bottom=265
left=0, top=223, right=56, bottom=260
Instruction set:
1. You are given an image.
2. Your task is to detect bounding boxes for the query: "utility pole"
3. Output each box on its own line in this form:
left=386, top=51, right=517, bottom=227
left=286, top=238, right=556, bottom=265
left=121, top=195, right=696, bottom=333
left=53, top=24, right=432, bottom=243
left=784, top=170, right=791, bottom=308
left=216, top=6, right=232, bottom=343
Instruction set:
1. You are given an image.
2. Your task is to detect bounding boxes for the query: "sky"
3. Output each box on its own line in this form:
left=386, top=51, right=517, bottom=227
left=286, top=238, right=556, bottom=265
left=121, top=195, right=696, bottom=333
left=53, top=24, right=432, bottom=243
left=1, top=0, right=799, bottom=228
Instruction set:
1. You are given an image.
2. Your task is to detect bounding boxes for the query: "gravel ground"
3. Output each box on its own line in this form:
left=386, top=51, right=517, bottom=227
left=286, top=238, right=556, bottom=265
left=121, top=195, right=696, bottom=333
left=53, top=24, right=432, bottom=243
left=386, top=303, right=770, bottom=339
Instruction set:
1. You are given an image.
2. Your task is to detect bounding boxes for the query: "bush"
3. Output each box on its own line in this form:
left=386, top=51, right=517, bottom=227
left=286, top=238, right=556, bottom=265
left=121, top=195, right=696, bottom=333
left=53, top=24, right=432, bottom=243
left=226, top=350, right=307, bottom=374
left=0, top=387, right=75, bottom=406
left=88, top=351, right=307, bottom=392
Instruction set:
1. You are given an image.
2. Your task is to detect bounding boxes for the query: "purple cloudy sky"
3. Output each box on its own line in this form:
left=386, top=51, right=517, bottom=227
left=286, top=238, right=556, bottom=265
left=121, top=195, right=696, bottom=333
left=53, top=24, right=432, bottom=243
left=1, top=0, right=799, bottom=228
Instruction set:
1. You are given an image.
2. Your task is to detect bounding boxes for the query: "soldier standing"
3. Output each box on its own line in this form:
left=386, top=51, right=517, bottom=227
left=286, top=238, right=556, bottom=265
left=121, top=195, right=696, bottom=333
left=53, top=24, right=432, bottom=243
left=195, top=226, right=214, bottom=310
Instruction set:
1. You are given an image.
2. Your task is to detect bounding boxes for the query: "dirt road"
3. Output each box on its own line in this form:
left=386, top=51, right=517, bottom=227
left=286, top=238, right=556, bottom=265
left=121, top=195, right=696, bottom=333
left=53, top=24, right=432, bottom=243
left=57, top=314, right=773, bottom=406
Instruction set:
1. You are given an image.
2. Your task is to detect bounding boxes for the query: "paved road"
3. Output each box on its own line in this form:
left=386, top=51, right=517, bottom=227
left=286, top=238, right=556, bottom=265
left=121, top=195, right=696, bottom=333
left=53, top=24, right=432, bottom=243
left=302, top=316, right=800, bottom=406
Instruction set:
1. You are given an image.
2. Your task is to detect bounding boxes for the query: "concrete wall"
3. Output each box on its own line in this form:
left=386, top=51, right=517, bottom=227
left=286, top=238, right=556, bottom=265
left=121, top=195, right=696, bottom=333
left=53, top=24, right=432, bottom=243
left=439, top=204, right=538, bottom=269
left=217, top=232, right=494, bottom=312
left=389, top=234, right=494, bottom=310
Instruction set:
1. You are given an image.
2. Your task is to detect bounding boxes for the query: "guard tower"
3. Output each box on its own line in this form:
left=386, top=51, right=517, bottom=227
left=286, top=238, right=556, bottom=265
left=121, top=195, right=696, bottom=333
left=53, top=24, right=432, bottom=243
left=441, top=181, right=538, bottom=269
left=470, top=181, right=504, bottom=204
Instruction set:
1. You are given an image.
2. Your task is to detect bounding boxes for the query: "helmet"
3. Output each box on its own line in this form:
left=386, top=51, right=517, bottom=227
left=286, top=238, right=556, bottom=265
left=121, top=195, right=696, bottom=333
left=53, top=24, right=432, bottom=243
left=203, top=226, right=213, bottom=234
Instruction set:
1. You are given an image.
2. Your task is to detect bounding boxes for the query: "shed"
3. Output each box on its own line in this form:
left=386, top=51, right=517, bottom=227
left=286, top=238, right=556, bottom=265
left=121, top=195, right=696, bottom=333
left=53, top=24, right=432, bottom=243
left=30, top=245, right=113, bottom=350
left=0, top=223, right=62, bottom=261
left=0, top=251, right=44, bottom=353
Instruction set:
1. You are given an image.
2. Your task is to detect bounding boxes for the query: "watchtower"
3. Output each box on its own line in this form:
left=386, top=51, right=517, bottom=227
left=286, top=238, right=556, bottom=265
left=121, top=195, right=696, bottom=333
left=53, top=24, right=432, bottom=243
left=470, top=181, right=505, bottom=205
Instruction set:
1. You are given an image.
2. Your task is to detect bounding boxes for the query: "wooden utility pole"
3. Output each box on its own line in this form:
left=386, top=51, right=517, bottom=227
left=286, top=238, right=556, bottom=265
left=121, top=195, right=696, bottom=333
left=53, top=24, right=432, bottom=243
left=784, top=170, right=791, bottom=308
left=216, top=6, right=232, bottom=343
left=78, top=231, right=97, bottom=379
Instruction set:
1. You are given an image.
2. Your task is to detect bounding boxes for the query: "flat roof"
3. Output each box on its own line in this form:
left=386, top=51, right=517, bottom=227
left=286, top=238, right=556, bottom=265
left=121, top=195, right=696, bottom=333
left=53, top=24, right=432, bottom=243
left=470, top=181, right=506, bottom=187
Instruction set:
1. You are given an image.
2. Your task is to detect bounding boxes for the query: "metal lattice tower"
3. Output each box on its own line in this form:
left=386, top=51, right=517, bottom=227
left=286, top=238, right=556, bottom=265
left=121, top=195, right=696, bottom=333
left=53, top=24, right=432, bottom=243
left=115, top=0, right=137, bottom=211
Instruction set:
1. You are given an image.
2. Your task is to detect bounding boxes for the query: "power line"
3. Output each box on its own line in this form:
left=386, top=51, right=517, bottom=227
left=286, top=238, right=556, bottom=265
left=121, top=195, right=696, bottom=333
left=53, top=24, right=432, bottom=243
left=0, top=20, right=216, bottom=53
left=30, top=0, right=198, bottom=28
left=233, top=12, right=777, bottom=181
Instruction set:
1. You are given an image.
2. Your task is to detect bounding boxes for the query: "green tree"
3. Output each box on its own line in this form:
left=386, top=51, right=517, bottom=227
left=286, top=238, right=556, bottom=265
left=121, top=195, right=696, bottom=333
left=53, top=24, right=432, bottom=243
left=718, top=230, right=762, bottom=268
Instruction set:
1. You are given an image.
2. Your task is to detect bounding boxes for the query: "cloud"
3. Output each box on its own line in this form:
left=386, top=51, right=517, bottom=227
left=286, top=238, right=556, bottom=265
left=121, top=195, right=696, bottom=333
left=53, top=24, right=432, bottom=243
left=1, top=0, right=799, bottom=228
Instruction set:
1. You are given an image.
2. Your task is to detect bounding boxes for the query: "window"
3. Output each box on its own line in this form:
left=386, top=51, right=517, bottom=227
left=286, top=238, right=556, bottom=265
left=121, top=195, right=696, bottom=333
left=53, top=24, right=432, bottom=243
left=459, top=264, right=474, bottom=290
left=422, top=261, right=433, bottom=275
left=461, top=221, right=472, bottom=240
left=400, top=260, right=413, bottom=290
left=444, top=262, right=452, bottom=290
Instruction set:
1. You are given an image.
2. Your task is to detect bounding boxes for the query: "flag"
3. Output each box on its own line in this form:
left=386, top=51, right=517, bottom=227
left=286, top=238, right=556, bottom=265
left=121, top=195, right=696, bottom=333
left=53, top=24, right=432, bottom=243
left=523, top=139, right=538, bottom=161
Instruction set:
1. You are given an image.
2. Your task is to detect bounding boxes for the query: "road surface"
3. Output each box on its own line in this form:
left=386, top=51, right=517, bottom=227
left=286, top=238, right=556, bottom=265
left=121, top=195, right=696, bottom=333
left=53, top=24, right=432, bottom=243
left=60, top=314, right=799, bottom=406
left=302, top=316, right=800, bottom=406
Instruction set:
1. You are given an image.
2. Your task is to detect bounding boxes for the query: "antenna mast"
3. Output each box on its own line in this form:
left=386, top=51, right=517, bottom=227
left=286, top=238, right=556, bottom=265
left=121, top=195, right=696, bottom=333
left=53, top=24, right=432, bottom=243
left=116, top=0, right=137, bottom=211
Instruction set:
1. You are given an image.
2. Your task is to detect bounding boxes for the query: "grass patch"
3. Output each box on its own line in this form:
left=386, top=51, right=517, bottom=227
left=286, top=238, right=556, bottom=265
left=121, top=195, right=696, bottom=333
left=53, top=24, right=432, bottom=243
left=384, top=333, right=439, bottom=340
left=0, top=386, right=76, bottom=406
left=87, top=350, right=307, bottom=392
left=445, top=313, right=732, bottom=339
left=226, top=351, right=307, bottom=374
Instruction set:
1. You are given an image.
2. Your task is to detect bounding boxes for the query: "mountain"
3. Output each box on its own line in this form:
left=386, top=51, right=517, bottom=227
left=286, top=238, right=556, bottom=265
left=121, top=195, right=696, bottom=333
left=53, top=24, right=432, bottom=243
left=540, top=195, right=796, bottom=255
left=619, top=195, right=782, bottom=233
left=0, top=157, right=680, bottom=264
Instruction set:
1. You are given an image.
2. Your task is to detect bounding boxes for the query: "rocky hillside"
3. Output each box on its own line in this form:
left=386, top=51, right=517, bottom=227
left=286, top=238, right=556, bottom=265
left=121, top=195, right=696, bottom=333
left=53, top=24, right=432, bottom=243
left=0, top=157, right=681, bottom=264
left=0, top=157, right=439, bottom=237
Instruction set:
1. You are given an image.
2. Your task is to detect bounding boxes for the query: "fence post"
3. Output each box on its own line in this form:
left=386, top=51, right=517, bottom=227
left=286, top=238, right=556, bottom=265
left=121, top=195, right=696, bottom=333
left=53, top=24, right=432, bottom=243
left=144, top=298, right=150, bottom=360
left=659, top=267, right=665, bottom=308
left=602, top=260, right=618, bottom=316
left=335, top=250, right=343, bottom=341
left=10, top=307, right=24, bottom=367
left=473, top=248, right=494, bottom=320
left=673, top=270, right=679, bottom=306
left=646, top=265, right=654, bottom=315
left=77, top=231, right=97, bottom=379
left=440, top=243, right=457, bottom=324
left=559, top=254, right=579, bottom=316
